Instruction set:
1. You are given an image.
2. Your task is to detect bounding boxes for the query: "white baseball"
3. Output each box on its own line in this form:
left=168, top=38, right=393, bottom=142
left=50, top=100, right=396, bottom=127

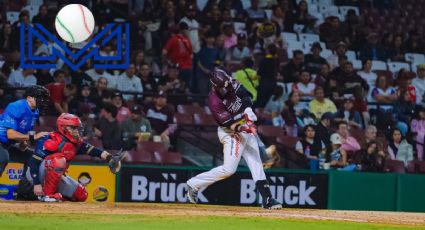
left=55, top=4, right=95, bottom=43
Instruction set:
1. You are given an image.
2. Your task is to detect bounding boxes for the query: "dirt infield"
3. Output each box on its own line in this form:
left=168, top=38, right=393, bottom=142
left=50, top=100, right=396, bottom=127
left=0, top=201, right=424, bottom=227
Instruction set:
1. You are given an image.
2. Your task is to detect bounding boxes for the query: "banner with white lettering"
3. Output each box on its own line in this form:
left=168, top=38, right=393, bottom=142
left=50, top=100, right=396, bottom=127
left=119, top=167, right=328, bottom=209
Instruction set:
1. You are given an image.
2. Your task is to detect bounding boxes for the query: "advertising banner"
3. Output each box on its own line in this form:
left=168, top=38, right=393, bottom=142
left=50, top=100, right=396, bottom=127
left=67, top=164, right=116, bottom=203
left=0, top=163, right=24, bottom=200
left=119, top=167, right=328, bottom=209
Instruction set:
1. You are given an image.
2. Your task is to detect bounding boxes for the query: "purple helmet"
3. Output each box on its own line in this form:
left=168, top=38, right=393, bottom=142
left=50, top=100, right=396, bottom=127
left=210, top=68, right=234, bottom=97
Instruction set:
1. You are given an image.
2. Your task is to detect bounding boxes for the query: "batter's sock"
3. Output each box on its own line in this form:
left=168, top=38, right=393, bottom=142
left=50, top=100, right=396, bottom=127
left=256, top=180, right=272, bottom=200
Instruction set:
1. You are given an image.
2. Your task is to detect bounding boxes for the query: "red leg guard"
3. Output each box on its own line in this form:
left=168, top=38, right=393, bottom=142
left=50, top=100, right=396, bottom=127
left=43, top=153, right=67, bottom=196
left=72, top=184, right=88, bottom=202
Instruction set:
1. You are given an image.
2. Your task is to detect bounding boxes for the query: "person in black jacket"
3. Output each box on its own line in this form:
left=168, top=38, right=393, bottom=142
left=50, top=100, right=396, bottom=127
left=315, top=112, right=334, bottom=148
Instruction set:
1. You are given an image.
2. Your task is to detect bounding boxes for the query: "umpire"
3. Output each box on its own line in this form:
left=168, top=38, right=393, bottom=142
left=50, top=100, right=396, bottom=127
left=0, top=85, right=51, bottom=175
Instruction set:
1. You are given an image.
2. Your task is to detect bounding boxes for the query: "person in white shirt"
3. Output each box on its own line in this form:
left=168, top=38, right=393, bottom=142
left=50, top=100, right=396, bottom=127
left=180, top=5, right=200, bottom=53
left=292, top=69, right=316, bottom=101
left=412, top=64, right=425, bottom=104
left=357, top=59, right=377, bottom=89
left=8, top=68, right=37, bottom=87
left=85, top=68, right=116, bottom=89
left=116, top=64, right=143, bottom=101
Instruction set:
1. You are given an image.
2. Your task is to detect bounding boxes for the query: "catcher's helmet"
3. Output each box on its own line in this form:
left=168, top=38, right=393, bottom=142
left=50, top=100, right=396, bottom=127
left=57, top=113, right=83, bottom=144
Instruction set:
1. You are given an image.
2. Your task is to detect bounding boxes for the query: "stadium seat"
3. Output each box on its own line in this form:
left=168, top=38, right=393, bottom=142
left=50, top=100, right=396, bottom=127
left=276, top=135, right=299, bottom=150
left=6, top=11, right=19, bottom=24
left=418, top=161, right=425, bottom=174
left=293, top=24, right=304, bottom=34
left=371, top=60, right=388, bottom=71
left=387, top=61, right=411, bottom=72
left=346, top=50, right=357, bottom=61
left=318, top=5, right=338, bottom=14
left=405, top=53, right=425, bottom=64
left=281, top=32, right=298, bottom=42
left=255, top=108, right=272, bottom=122
left=193, top=113, right=217, bottom=126
left=385, top=159, right=406, bottom=173
left=177, top=104, right=205, bottom=115
left=352, top=59, right=362, bottom=70
left=153, top=151, right=183, bottom=165
left=298, top=33, right=320, bottom=43
left=125, top=150, right=153, bottom=164
left=38, top=116, right=57, bottom=128
left=175, top=113, right=193, bottom=125
left=320, top=49, right=333, bottom=58
left=137, top=141, right=167, bottom=153
left=258, top=125, right=286, bottom=140
left=265, top=9, right=272, bottom=19
left=349, top=127, right=365, bottom=144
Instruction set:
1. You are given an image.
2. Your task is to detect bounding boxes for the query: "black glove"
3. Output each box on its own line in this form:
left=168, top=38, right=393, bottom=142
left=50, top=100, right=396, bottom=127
left=107, top=149, right=126, bottom=174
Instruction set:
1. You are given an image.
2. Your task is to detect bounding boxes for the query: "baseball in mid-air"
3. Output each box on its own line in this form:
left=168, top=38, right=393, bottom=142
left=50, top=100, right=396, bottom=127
left=55, top=4, right=95, bottom=43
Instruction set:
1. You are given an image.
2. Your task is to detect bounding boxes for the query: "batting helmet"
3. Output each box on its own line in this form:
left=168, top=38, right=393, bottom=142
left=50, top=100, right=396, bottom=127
left=57, top=113, right=83, bottom=144
left=25, top=85, right=50, bottom=111
left=210, top=68, right=234, bottom=98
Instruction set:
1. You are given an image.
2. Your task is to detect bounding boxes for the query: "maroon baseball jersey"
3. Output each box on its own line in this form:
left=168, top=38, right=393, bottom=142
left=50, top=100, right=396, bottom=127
left=208, top=84, right=253, bottom=127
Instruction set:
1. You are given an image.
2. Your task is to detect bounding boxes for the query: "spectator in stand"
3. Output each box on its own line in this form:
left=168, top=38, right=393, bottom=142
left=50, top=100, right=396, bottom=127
left=139, top=63, right=158, bottom=97
left=121, top=104, right=152, bottom=150
left=304, top=42, right=327, bottom=75
left=265, top=85, right=285, bottom=127
left=387, top=128, right=414, bottom=167
left=324, top=133, right=351, bottom=170
left=195, top=31, right=220, bottom=94
left=334, top=61, right=368, bottom=95
left=337, top=121, right=361, bottom=152
left=8, top=68, right=36, bottom=87
left=319, top=16, right=343, bottom=51
left=281, top=91, right=301, bottom=130
left=145, top=91, right=176, bottom=149
left=361, top=141, right=385, bottom=172
left=271, top=5, right=285, bottom=31
left=162, top=23, right=193, bottom=86
left=180, top=4, right=201, bottom=54
left=411, top=106, right=425, bottom=161
left=393, top=90, right=415, bottom=136
left=85, top=68, right=115, bottom=89
left=256, top=44, right=279, bottom=107
left=69, top=83, right=97, bottom=115
left=94, top=103, right=122, bottom=150
left=116, top=64, right=143, bottom=101
left=245, top=0, right=267, bottom=22
left=359, top=33, right=387, bottom=61
left=32, top=4, right=52, bottom=31
left=222, top=24, right=237, bottom=49
left=233, top=57, right=259, bottom=102
left=296, top=125, right=326, bottom=170
left=357, top=59, right=377, bottom=97
left=387, top=34, right=406, bottom=62
left=315, top=112, right=333, bottom=148
left=203, top=6, right=223, bottom=37
left=294, top=0, right=315, bottom=26
left=281, top=50, right=304, bottom=83
left=111, top=92, right=131, bottom=123
left=371, top=75, right=398, bottom=110
left=34, top=67, right=54, bottom=86
left=78, top=105, right=96, bottom=139
left=315, top=63, right=331, bottom=88
left=341, top=9, right=361, bottom=50
left=292, top=69, right=316, bottom=101
left=405, top=30, right=424, bottom=54
left=91, top=77, right=108, bottom=108
left=327, top=41, right=348, bottom=70
left=215, top=34, right=227, bottom=63
left=226, top=33, right=251, bottom=62
left=0, top=23, right=14, bottom=53
left=132, top=50, right=146, bottom=73
left=158, top=63, right=188, bottom=104
left=412, top=64, right=425, bottom=104
left=396, top=69, right=416, bottom=103
left=309, top=86, right=337, bottom=120
left=45, top=70, right=69, bottom=115
left=334, top=96, right=362, bottom=129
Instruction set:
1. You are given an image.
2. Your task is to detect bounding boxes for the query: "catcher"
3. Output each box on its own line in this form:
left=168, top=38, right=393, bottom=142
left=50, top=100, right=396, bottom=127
left=18, top=113, right=125, bottom=202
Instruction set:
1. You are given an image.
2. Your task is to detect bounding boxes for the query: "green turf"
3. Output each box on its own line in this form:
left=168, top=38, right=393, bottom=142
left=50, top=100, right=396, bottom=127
left=0, top=213, right=422, bottom=230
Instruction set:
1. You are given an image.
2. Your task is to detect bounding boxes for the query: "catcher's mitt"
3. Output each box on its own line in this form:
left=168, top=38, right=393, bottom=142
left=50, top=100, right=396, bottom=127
left=107, top=149, right=126, bottom=174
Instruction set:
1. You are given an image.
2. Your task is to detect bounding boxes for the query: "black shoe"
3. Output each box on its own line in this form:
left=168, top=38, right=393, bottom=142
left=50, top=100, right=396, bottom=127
left=262, top=197, right=282, bottom=210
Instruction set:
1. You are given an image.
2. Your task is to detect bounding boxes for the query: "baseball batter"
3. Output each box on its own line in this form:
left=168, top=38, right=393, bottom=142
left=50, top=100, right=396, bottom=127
left=186, top=68, right=282, bottom=209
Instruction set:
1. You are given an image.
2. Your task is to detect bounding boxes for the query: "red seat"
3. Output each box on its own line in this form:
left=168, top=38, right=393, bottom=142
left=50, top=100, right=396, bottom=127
left=85, top=137, right=104, bottom=149
left=137, top=141, right=167, bottom=153
left=177, top=104, right=205, bottom=116
left=385, top=159, right=406, bottom=173
left=39, top=116, right=57, bottom=128
left=418, top=161, right=425, bottom=174
left=124, top=150, right=153, bottom=163
left=350, top=127, right=365, bottom=144
left=257, top=125, right=286, bottom=139
left=276, top=136, right=299, bottom=150
left=255, top=108, right=272, bottom=122
left=193, top=113, right=217, bottom=126
left=153, top=151, right=183, bottom=165
left=175, top=113, right=193, bottom=125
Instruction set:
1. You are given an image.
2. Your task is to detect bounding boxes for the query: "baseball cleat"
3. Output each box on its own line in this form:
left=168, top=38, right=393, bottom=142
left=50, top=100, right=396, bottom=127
left=39, top=193, right=63, bottom=202
left=262, top=197, right=282, bottom=210
left=186, top=184, right=198, bottom=204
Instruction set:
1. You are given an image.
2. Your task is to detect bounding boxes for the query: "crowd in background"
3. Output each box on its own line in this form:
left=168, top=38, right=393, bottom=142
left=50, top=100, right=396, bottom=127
left=0, top=0, right=424, bottom=170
